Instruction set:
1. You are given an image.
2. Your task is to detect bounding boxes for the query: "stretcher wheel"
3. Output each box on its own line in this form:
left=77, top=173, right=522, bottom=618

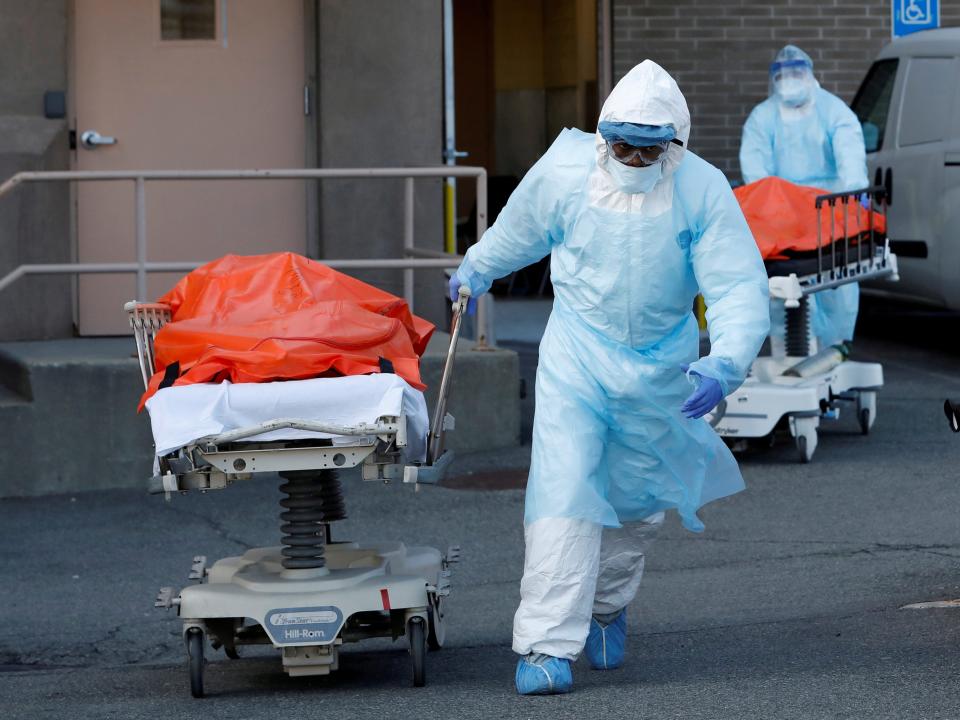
left=427, top=595, right=446, bottom=650
left=857, top=391, right=877, bottom=435
left=789, top=416, right=818, bottom=463
left=797, top=434, right=812, bottom=463
left=408, top=617, right=426, bottom=687
left=187, top=628, right=205, bottom=698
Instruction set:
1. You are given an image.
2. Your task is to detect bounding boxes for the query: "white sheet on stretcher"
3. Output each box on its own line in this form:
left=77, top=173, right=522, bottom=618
left=145, top=374, right=428, bottom=460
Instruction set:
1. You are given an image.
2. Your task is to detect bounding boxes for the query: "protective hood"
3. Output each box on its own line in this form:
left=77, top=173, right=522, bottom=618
left=768, top=44, right=819, bottom=110
left=591, top=60, right=690, bottom=212
left=595, top=60, right=690, bottom=182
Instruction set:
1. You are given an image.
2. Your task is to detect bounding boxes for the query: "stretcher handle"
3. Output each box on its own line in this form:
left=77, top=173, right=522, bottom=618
left=428, top=286, right=470, bottom=464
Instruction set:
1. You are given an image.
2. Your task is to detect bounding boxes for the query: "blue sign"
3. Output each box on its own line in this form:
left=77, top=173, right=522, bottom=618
left=893, top=0, right=940, bottom=38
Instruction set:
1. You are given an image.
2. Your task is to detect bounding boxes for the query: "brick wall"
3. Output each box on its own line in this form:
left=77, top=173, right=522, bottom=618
left=612, top=0, right=960, bottom=180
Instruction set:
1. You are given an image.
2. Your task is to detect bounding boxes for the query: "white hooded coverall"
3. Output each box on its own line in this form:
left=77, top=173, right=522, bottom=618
left=455, top=61, right=770, bottom=659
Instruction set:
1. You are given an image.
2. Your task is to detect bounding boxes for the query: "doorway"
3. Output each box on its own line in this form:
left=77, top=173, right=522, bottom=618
left=453, top=0, right=597, bottom=294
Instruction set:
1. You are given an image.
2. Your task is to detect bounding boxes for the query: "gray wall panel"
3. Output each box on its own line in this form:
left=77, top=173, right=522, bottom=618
left=319, top=0, right=446, bottom=326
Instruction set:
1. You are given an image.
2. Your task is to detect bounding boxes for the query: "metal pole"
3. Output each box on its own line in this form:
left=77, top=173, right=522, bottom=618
left=404, top=177, right=415, bottom=310
left=0, top=174, right=24, bottom=200
left=6, top=167, right=486, bottom=182
left=829, top=199, right=836, bottom=280
left=135, top=177, right=147, bottom=301
left=0, top=266, right=26, bottom=294
left=405, top=247, right=464, bottom=260
left=599, top=0, right=613, bottom=100
left=443, top=0, right=458, bottom=255
left=816, top=199, right=823, bottom=283
left=474, top=171, right=491, bottom=348
left=0, top=168, right=489, bottom=319
left=0, top=259, right=466, bottom=295
left=856, top=192, right=863, bottom=271
left=429, top=290, right=470, bottom=463
left=842, top=194, right=849, bottom=278
left=475, top=169, right=488, bottom=239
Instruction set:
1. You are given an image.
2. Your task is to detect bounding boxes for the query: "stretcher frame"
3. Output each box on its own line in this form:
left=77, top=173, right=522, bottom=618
left=713, top=187, right=899, bottom=462
left=125, top=287, right=472, bottom=695
left=126, top=291, right=466, bottom=491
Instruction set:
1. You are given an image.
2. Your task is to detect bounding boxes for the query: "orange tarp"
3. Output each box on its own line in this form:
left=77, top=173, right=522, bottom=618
left=734, top=176, right=885, bottom=260
left=140, top=252, right=435, bottom=409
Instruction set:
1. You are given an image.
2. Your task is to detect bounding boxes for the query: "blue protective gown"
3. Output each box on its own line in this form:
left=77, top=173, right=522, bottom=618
left=457, top=68, right=769, bottom=531
left=740, top=85, right=869, bottom=347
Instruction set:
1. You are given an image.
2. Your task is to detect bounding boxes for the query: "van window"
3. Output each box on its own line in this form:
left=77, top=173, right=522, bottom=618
left=898, top=57, right=956, bottom=147
left=851, top=59, right=898, bottom=153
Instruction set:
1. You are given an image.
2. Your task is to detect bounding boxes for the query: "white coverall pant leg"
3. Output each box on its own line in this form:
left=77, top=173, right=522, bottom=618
left=512, top=513, right=664, bottom=660
left=593, top=512, right=664, bottom=617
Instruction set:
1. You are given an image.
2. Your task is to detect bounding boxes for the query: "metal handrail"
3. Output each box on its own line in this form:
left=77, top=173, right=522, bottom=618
left=0, top=166, right=492, bottom=345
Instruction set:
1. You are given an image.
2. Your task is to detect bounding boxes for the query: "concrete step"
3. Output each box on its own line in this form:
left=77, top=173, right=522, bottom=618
left=0, top=345, right=33, bottom=402
left=0, top=334, right=519, bottom=498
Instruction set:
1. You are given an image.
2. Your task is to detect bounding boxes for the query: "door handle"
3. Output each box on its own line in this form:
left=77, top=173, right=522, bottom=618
left=80, top=130, right=117, bottom=149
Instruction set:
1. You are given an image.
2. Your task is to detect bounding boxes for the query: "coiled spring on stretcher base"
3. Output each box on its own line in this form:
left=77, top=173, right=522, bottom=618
left=785, top=296, right=811, bottom=358
left=278, top=470, right=346, bottom=569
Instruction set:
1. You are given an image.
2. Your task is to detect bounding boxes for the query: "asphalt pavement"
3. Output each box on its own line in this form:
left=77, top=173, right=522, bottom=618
left=1, top=296, right=959, bottom=719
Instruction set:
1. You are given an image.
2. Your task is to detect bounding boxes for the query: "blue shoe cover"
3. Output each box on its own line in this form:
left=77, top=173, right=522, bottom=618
left=515, top=654, right=573, bottom=695
left=584, top=611, right=626, bottom=670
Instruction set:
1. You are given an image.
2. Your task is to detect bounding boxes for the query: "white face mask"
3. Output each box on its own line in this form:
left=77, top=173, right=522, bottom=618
left=776, top=78, right=812, bottom=108
left=606, top=158, right=662, bottom=195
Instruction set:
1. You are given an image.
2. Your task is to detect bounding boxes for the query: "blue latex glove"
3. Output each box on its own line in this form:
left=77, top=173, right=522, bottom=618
left=680, top=365, right=724, bottom=419
left=448, top=274, right=477, bottom=315
left=859, top=192, right=871, bottom=210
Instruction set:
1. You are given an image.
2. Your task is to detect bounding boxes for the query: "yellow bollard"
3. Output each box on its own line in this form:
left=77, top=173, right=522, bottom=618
left=695, top=294, right=707, bottom=330
left=444, top=181, right=456, bottom=255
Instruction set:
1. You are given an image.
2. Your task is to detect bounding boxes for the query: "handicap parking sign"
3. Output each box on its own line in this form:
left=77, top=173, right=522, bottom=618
left=893, top=0, right=940, bottom=38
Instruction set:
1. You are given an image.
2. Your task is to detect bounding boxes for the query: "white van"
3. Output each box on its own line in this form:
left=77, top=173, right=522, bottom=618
left=851, top=27, right=960, bottom=310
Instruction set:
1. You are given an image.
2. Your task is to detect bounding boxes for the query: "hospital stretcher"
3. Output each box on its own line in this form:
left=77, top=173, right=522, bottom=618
left=125, top=287, right=471, bottom=697
left=712, top=188, right=899, bottom=462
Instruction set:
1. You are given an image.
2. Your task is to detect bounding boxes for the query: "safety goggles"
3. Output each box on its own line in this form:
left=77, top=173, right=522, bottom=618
left=606, top=137, right=683, bottom=166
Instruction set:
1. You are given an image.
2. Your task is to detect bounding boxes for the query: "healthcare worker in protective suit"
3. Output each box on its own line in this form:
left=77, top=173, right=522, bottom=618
left=449, top=61, right=769, bottom=695
left=740, top=45, right=869, bottom=350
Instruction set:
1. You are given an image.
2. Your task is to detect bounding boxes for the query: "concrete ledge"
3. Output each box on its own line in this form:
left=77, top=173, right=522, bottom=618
left=0, top=335, right=519, bottom=497
left=421, top=331, right=521, bottom=455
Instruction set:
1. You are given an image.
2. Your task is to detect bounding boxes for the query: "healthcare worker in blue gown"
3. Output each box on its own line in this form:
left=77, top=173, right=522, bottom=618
left=449, top=60, right=770, bottom=695
left=740, top=45, right=869, bottom=350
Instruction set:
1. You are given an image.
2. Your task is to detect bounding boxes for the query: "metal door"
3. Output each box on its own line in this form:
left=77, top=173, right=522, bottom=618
left=72, top=0, right=307, bottom=334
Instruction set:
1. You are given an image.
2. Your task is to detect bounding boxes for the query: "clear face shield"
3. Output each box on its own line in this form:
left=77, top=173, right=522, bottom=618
left=770, top=60, right=815, bottom=108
